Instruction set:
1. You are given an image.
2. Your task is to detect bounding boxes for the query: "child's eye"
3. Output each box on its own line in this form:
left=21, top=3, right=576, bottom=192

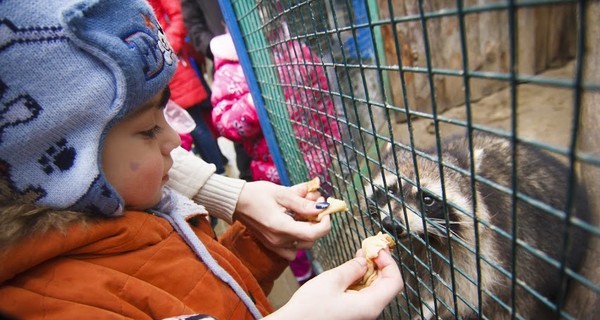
left=140, top=126, right=162, bottom=139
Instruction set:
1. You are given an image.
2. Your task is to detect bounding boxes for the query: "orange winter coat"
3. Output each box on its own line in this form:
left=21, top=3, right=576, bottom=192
left=0, top=211, right=287, bottom=319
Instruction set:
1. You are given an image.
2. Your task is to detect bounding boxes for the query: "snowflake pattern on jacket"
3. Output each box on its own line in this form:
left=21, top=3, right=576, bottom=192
left=211, top=36, right=340, bottom=185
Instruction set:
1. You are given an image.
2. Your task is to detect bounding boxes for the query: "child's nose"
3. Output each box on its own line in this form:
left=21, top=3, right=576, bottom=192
left=162, top=124, right=182, bottom=154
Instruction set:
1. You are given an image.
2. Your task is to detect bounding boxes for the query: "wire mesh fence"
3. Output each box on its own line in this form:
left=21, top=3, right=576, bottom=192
left=221, top=0, right=600, bottom=318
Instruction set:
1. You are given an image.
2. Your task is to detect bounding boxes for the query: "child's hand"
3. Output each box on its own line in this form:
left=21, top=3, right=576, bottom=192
left=266, top=250, right=403, bottom=320
left=234, top=180, right=332, bottom=260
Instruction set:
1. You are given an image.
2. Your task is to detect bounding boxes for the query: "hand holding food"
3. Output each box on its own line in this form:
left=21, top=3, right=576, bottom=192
left=298, top=177, right=349, bottom=222
left=269, top=249, right=403, bottom=320
left=312, top=197, right=348, bottom=222
left=348, top=232, right=396, bottom=290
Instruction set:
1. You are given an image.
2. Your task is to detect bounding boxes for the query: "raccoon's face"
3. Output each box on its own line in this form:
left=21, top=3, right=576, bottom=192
left=366, top=151, right=474, bottom=242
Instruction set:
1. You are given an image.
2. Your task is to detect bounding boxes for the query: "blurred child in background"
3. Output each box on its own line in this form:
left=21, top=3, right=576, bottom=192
left=148, top=0, right=228, bottom=174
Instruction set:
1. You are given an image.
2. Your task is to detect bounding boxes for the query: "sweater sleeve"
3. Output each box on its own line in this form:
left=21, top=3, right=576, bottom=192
left=168, top=147, right=245, bottom=224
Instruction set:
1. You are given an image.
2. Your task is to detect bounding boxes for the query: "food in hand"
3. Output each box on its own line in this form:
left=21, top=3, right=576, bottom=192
left=306, top=176, right=320, bottom=193
left=313, top=197, right=348, bottom=222
left=299, top=177, right=349, bottom=222
left=348, top=232, right=395, bottom=290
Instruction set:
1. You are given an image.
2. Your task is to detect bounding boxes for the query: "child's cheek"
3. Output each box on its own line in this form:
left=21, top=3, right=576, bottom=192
left=130, top=162, right=140, bottom=171
left=131, top=159, right=166, bottom=208
left=136, top=158, right=166, bottom=188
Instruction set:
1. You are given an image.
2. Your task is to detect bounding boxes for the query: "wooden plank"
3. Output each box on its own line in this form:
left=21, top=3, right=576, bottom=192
left=375, top=1, right=575, bottom=115
left=546, top=3, right=577, bottom=68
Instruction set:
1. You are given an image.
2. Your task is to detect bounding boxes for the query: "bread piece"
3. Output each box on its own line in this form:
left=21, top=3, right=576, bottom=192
left=298, top=177, right=348, bottom=222
left=306, top=177, right=321, bottom=193
left=314, top=197, right=348, bottom=221
left=298, top=196, right=348, bottom=222
left=348, top=232, right=395, bottom=291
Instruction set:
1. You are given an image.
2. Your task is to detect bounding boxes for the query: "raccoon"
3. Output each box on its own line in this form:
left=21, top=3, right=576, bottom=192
left=367, top=132, right=589, bottom=320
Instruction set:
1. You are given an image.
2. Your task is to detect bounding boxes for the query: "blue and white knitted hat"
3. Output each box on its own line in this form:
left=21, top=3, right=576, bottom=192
left=0, top=0, right=177, bottom=216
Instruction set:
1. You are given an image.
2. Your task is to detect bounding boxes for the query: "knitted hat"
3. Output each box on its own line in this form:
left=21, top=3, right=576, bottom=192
left=0, top=0, right=177, bottom=216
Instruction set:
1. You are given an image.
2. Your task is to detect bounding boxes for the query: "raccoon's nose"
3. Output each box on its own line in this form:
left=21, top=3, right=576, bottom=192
left=382, top=216, right=404, bottom=236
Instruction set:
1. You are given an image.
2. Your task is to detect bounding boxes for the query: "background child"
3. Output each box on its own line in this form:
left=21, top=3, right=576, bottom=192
left=180, top=0, right=256, bottom=183
left=210, top=31, right=340, bottom=189
left=148, top=0, right=228, bottom=174
left=0, top=0, right=402, bottom=318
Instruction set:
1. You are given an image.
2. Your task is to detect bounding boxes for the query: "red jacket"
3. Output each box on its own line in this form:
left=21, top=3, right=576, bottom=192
left=149, top=0, right=209, bottom=108
left=0, top=211, right=287, bottom=319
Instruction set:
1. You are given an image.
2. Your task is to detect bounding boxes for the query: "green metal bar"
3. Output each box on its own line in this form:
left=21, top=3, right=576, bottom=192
left=455, top=0, right=479, bottom=315
left=556, top=0, right=587, bottom=317
left=507, top=0, right=520, bottom=317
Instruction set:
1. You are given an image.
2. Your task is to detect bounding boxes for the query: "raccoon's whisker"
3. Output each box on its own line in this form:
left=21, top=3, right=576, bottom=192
left=426, top=222, right=469, bottom=243
left=447, top=221, right=471, bottom=225
left=443, top=229, right=469, bottom=244
left=449, top=229, right=468, bottom=242
left=427, top=218, right=471, bottom=225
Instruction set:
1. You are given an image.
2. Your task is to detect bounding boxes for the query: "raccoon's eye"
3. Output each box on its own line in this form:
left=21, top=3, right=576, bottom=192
left=387, top=186, right=396, bottom=195
left=387, top=182, right=399, bottom=196
left=421, top=192, right=437, bottom=207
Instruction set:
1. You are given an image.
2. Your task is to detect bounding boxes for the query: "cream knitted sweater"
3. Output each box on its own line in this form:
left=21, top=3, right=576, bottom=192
left=168, top=147, right=245, bottom=223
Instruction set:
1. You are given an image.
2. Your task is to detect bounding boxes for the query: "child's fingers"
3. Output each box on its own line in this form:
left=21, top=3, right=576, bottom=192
left=365, top=250, right=403, bottom=295
left=332, top=257, right=369, bottom=289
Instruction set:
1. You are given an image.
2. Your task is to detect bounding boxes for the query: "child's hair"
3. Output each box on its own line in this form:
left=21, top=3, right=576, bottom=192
left=0, top=0, right=177, bottom=217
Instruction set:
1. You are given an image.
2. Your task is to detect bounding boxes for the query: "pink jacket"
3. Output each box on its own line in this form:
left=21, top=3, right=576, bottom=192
left=210, top=34, right=340, bottom=184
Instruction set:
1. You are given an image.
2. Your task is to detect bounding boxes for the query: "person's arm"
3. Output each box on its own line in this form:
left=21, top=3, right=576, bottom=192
left=168, top=147, right=243, bottom=223
left=163, top=250, right=403, bottom=320
left=168, top=147, right=333, bottom=260
left=181, top=0, right=215, bottom=59
left=265, top=250, right=403, bottom=320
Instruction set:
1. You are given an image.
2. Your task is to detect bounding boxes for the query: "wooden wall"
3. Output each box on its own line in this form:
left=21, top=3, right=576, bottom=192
left=376, top=1, right=577, bottom=119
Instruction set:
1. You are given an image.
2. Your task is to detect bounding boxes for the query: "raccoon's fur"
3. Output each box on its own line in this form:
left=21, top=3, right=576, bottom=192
left=367, top=132, right=589, bottom=319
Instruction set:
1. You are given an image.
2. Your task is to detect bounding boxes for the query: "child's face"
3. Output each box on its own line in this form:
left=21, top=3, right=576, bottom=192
left=101, top=89, right=181, bottom=210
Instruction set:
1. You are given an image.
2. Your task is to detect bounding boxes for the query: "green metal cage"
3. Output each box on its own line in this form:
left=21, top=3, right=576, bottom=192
left=220, top=0, right=600, bottom=318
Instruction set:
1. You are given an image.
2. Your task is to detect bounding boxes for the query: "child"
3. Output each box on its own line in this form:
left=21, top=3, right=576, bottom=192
left=210, top=32, right=340, bottom=189
left=148, top=0, right=228, bottom=174
left=0, top=0, right=402, bottom=319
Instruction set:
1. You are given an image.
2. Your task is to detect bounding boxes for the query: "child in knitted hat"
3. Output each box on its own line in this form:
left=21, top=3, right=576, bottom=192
left=0, top=0, right=402, bottom=319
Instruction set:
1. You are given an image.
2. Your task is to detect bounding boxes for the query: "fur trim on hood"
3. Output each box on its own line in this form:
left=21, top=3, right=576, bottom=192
left=0, top=197, right=96, bottom=251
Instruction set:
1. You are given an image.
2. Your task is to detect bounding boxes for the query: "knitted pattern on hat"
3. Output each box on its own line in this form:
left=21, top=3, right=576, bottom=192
left=0, top=0, right=177, bottom=216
